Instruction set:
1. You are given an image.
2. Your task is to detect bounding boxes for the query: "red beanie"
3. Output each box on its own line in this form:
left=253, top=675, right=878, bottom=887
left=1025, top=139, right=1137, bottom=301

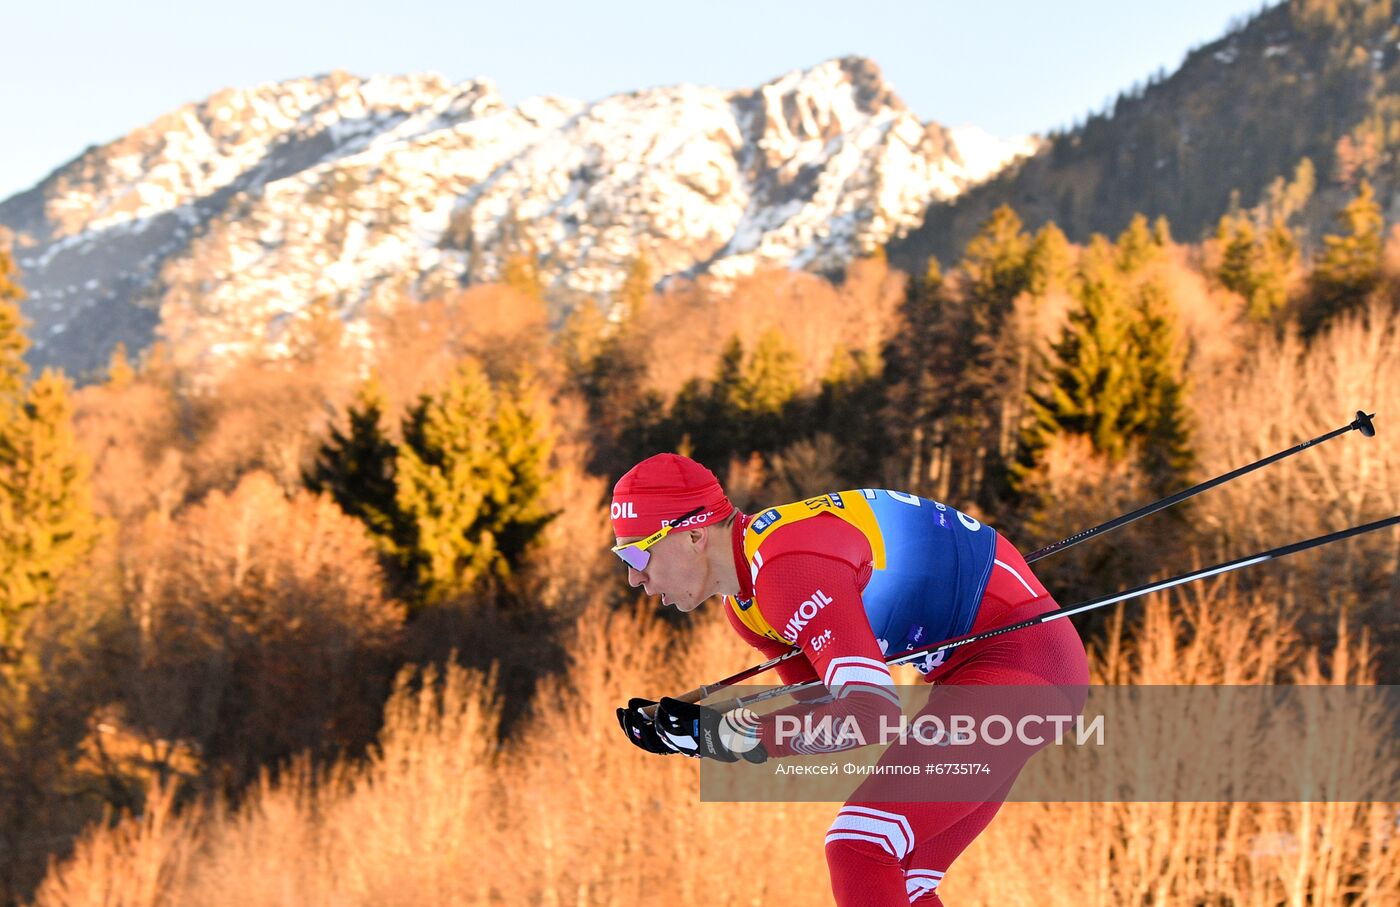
left=611, top=453, right=733, bottom=538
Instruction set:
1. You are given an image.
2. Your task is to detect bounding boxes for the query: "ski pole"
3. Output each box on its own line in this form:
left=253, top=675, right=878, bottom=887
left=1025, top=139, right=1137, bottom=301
left=638, top=649, right=806, bottom=720
left=1024, top=410, right=1376, bottom=562
left=644, top=411, right=1378, bottom=716
left=703, top=513, right=1400, bottom=713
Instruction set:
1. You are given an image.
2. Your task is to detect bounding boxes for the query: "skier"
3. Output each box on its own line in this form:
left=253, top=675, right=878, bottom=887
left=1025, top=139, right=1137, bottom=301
left=613, top=453, right=1088, bottom=906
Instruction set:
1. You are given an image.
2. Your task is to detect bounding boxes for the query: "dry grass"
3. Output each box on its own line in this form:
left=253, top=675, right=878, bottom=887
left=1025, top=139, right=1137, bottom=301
left=27, top=586, right=1400, bottom=907
left=944, top=594, right=1400, bottom=907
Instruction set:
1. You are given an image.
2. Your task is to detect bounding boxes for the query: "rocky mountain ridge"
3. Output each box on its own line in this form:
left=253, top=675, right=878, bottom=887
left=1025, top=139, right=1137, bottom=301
left=0, top=58, right=1035, bottom=379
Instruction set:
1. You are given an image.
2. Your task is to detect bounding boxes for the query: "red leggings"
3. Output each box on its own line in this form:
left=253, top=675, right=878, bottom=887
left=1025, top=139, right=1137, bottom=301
left=825, top=534, right=1089, bottom=906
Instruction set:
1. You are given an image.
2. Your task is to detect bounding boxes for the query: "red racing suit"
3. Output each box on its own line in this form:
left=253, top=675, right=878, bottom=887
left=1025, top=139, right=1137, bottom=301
left=722, top=489, right=1088, bottom=906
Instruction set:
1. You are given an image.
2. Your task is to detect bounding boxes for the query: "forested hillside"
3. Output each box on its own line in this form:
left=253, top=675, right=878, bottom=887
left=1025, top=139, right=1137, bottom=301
left=1, top=166, right=1395, bottom=901
left=892, top=0, right=1400, bottom=270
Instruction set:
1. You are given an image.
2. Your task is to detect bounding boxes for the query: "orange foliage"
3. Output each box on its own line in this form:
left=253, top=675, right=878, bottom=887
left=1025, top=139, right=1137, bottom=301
left=635, top=260, right=904, bottom=402
left=117, top=473, right=404, bottom=784
left=71, top=376, right=184, bottom=522
left=182, top=359, right=356, bottom=501
left=29, top=588, right=1400, bottom=906
left=368, top=285, right=551, bottom=418
left=1189, top=301, right=1399, bottom=597
left=17, top=227, right=1400, bottom=907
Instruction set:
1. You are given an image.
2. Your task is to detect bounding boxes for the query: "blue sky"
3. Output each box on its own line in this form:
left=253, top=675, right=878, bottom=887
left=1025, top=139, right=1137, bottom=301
left=2, top=0, right=1271, bottom=201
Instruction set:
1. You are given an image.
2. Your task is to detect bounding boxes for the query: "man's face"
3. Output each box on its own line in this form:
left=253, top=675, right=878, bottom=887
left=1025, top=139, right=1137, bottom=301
left=616, top=527, right=709, bottom=612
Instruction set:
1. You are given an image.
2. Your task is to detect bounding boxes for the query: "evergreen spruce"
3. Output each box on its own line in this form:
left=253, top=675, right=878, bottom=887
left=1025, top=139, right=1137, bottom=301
left=304, top=377, right=401, bottom=544
left=1019, top=236, right=1193, bottom=495
left=395, top=361, right=504, bottom=602
left=1129, top=281, right=1194, bottom=490
left=1307, top=179, right=1384, bottom=331
left=1151, top=216, right=1172, bottom=247
left=1252, top=219, right=1298, bottom=322
left=697, top=336, right=748, bottom=461
left=738, top=329, right=800, bottom=418
left=105, top=343, right=135, bottom=389
left=962, top=205, right=1032, bottom=312
left=0, top=372, right=102, bottom=650
left=1024, top=236, right=1137, bottom=463
left=0, top=245, right=21, bottom=304
left=1216, top=214, right=1298, bottom=323
left=881, top=259, right=952, bottom=494
left=1027, top=223, right=1073, bottom=295
left=486, top=372, right=557, bottom=572
left=738, top=329, right=801, bottom=453
left=616, top=254, right=653, bottom=323
left=953, top=207, right=1034, bottom=506
left=1215, top=214, right=1258, bottom=299
left=501, top=253, right=546, bottom=302
left=393, top=360, right=555, bottom=603
left=1115, top=213, right=1163, bottom=272
left=0, top=247, right=29, bottom=401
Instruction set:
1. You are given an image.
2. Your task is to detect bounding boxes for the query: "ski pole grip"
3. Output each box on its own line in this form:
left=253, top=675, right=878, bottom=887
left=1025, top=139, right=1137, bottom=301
left=638, top=687, right=706, bottom=720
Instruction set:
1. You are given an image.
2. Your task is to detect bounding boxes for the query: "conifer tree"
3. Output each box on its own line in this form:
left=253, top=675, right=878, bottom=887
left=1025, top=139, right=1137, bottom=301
left=1019, top=237, right=1193, bottom=494
left=486, top=371, right=557, bottom=571
left=814, top=345, right=884, bottom=482
left=1024, top=236, right=1137, bottom=463
left=1027, top=223, right=1073, bottom=296
left=502, top=253, right=546, bottom=302
left=698, top=336, right=749, bottom=461
left=393, top=360, right=555, bottom=603
left=1252, top=219, right=1299, bottom=321
left=881, top=259, right=952, bottom=493
left=954, top=207, right=1034, bottom=505
left=737, top=329, right=800, bottom=453
left=0, top=244, right=21, bottom=304
left=498, top=215, right=547, bottom=303
left=558, top=301, right=608, bottom=383
left=1308, top=179, right=1384, bottom=331
left=738, top=330, right=800, bottom=417
left=962, top=205, right=1031, bottom=313
left=0, top=372, right=102, bottom=649
left=688, top=336, right=736, bottom=460
left=1209, top=212, right=1293, bottom=321
left=1215, top=214, right=1298, bottom=323
left=1115, top=213, right=1163, bottom=272
left=0, top=246, right=29, bottom=401
left=1151, top=215, right=1172, bottom=247
left=616, top=254, right=653, bottom=323
left=304, top=377, right=400, bottom=544
left=1128, top=282, right=1194, bottom=490
left=1215, top=214, right=1258, bottom=298
left=569, top=280, right=652, bottom=475
left=105, top=343, right=135, bottom=389
left=395, top=361, right=502, bottom=602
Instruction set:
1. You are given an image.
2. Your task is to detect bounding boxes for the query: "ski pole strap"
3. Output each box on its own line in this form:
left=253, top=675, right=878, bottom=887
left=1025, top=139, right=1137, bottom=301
left=704, top=513, right=1400, bottom=714
left=1024, top=410, right=1377, bottom=563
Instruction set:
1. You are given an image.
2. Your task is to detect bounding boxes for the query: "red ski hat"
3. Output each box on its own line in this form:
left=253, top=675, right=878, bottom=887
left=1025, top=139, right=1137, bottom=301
left=611, top=453, right=733, bottom=538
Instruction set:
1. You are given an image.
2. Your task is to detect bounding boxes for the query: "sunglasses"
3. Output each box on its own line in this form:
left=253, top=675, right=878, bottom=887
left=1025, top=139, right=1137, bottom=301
left=611, top=506, right=705, bottom=572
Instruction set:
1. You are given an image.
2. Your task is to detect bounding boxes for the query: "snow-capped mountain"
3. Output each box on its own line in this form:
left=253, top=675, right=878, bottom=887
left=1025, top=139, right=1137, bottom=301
left=0, top=58, right=1036, bottom=379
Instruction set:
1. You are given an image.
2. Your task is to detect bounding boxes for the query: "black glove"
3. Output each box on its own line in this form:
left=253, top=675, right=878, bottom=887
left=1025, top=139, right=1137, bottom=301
left=654, top=697, right=769, bottom=764
left=616, top=697, right=679, bottom=756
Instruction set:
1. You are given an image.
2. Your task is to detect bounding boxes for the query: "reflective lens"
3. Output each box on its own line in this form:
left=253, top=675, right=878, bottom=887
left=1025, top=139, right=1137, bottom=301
left=610, top=505, right=706, bottom=573
left=613, top=544, right=651, bottom=572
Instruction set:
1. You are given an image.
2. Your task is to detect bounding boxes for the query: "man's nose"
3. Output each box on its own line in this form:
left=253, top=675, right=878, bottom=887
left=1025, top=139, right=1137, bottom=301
left=627, top=566, right=646, bottom=587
